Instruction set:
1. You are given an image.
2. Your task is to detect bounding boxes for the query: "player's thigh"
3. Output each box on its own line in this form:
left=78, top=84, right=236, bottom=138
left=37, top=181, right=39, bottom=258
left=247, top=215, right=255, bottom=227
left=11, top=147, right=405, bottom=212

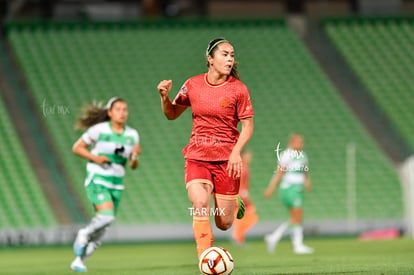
left=185, top=159, right=214, bottom=207
left=188, top=181, right=213, bottom=209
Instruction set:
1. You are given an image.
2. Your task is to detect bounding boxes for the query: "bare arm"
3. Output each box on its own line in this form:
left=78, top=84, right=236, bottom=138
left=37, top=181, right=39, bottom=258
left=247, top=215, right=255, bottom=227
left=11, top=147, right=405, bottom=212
left=227, top=117, right=254, bottom=178
left=72, top=138, right=109, bottom=165
left=264, top=168, right=285, bottom=198
left=129, top=144, right=142, bottom=170
left=157, top=80, right=187, bottom=120
left=304, top=171, right=312, bottom=191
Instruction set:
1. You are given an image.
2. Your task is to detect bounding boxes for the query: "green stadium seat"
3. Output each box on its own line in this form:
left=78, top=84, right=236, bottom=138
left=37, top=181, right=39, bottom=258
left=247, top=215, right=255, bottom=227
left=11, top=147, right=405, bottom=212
left=0, top=95, right=57, bottom=229
left=325, top=18, right=414, bottom=154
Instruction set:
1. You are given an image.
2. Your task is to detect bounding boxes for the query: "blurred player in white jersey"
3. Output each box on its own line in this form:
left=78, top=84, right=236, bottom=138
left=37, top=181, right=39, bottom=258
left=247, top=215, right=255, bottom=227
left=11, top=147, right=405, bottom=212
left=264, top=134, right=313, bottom=254
left=70, top=97, right=141, bottom=272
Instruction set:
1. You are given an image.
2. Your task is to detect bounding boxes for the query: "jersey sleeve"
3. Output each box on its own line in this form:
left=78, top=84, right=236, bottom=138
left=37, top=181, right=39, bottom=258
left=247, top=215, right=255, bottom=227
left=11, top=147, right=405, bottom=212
left=237, top=84, right=254, bottom=119
left=172, top=80, right=191, bottom=107
left=81, top=124, right=100, bottom=145
left=303, top=152, right=309, bottom=167
left=278, top=151, right=291, bottom=168
left=133, top=129, right=140, bottom=145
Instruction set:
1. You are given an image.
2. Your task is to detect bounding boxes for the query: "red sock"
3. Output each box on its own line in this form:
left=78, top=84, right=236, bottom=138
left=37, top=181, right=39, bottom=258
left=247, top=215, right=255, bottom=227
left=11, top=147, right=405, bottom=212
left=193, top=216, right=213, bottom=258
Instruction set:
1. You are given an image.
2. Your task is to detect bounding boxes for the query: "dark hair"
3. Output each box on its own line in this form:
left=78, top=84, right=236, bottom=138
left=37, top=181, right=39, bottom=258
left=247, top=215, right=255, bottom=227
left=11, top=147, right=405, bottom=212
left=206, top=37, right=240, bottom=80
left=75, top=97, right=125, bottom=130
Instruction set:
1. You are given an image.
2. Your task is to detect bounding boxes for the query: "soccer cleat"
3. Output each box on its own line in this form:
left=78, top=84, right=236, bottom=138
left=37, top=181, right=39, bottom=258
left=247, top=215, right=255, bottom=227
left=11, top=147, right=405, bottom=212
left=236, top=196, right=245, bottom=219
left=264, top=234, right=278, bottom=253
left=294, top=244, right=314, bottom=255
left=73, top=229, right=89, bottom=257
left=70, top=257, right=87, bottom=272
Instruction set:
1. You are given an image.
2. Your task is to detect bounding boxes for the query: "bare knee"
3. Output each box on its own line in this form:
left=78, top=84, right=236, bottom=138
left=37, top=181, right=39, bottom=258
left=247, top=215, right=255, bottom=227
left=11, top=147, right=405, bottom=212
left=192, top=201, right=210, bottom=217
left=215, top=216, right=234, bottom=231
left=216, top=221, right=233, bottom=231
left=192, top=199, right=209, bottom=209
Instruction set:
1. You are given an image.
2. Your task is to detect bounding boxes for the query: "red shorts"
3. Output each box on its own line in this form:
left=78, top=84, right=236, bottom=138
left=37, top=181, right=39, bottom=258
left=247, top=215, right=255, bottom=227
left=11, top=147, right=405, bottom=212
left=184, top=159, right=240, bottom=198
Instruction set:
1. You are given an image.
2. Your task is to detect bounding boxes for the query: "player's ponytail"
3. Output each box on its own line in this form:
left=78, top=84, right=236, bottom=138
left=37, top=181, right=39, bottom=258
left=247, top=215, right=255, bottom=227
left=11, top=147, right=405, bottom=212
left=206, top=38, right=240, bottom=80
left=75, top=97, right=124, bottom=129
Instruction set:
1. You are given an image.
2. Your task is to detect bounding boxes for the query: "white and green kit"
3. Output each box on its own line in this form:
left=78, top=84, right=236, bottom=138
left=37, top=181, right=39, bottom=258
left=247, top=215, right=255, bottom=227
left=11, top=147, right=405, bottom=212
left=264, top=147, right=314, bottom=255
left=278, top=148, right=308, bottom=208
left=81, top=121, right=139, bottom=213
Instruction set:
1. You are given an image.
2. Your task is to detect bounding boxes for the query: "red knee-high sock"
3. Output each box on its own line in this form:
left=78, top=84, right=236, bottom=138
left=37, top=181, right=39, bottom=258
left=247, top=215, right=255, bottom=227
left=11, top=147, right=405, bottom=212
left=193, top=216, right=213, bottom=258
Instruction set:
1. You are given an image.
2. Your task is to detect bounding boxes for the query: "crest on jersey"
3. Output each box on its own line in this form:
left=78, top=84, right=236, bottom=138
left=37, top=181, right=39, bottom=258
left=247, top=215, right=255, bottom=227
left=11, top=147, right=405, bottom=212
left=179, top=85, right=188, bottom=96
left=219, top=96, right=231, bottom=108
left=126, top=137, right=132, bottom=145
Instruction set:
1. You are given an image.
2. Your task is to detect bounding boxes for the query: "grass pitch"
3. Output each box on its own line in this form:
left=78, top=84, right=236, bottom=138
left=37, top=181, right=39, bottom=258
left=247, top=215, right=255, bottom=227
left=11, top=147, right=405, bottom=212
left=0, top=237, right=413, bottom=274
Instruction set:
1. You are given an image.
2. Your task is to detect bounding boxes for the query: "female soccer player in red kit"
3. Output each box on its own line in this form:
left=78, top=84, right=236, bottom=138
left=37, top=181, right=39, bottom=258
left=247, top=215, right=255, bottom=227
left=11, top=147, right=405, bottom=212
left=157, top=38, right=254, bottom=258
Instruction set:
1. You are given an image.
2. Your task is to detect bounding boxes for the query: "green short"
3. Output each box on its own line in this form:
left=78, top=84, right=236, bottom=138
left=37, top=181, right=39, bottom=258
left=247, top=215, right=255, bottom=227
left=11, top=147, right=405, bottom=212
left=86, top=182, right=123, bottom=214
left=279, top=184, right=304, bottom=209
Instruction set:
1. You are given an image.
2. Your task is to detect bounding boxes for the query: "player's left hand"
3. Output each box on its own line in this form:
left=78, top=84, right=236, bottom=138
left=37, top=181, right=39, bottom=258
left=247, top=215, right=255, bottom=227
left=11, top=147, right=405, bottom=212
left=227, top=151, right=242, bottom=178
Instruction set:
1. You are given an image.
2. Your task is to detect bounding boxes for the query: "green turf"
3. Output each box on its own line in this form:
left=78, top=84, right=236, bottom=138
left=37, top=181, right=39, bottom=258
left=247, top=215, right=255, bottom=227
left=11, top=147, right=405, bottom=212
left=0, top=237, right=413, bottom=274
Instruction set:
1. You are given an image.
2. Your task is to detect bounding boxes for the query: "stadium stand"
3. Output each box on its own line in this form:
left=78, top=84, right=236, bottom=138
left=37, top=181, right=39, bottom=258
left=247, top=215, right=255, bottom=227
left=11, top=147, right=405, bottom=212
left=324, top=17, right=414, bottom=152
left=6, top=20, right=402, bottom=225
left=0, top=94, right=57, bottom=229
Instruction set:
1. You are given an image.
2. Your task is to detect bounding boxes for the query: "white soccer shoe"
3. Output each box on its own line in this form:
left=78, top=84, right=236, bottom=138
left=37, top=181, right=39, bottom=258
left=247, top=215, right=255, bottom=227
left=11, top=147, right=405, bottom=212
left=294, top=244, right=314, bottom=254
left=70, top=257, right=87, bottom=272
left=264, top=234, right=278, bottom=253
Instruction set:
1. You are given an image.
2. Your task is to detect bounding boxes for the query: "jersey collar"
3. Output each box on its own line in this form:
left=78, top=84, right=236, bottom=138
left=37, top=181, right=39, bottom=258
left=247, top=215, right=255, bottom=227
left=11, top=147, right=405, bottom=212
left=204, top=73, right=231, bottom=88
left=109, top=121, right=125, bottom=135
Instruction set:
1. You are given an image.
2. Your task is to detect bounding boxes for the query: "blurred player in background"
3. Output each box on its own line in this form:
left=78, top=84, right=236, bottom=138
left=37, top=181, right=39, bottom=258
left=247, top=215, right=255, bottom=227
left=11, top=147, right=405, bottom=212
left=232, top=149, right=259, bottom=246
left=70, top=97, right=141, bottom=272
left=264, top=134, right=313, bottom=254
left=157, top=38, right=254, bottom=259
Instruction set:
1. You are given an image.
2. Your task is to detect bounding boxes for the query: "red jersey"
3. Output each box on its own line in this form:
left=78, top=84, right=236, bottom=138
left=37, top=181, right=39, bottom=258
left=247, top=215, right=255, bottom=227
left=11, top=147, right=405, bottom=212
left=173, top=73, right=254, bottom=161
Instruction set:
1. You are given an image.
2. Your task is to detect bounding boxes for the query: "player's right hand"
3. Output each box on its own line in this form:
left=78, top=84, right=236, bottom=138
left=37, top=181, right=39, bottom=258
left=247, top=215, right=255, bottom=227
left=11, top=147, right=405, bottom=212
left=94, top=155, right=111, bottom=165
left=157, top=80, right=172, bottom=97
